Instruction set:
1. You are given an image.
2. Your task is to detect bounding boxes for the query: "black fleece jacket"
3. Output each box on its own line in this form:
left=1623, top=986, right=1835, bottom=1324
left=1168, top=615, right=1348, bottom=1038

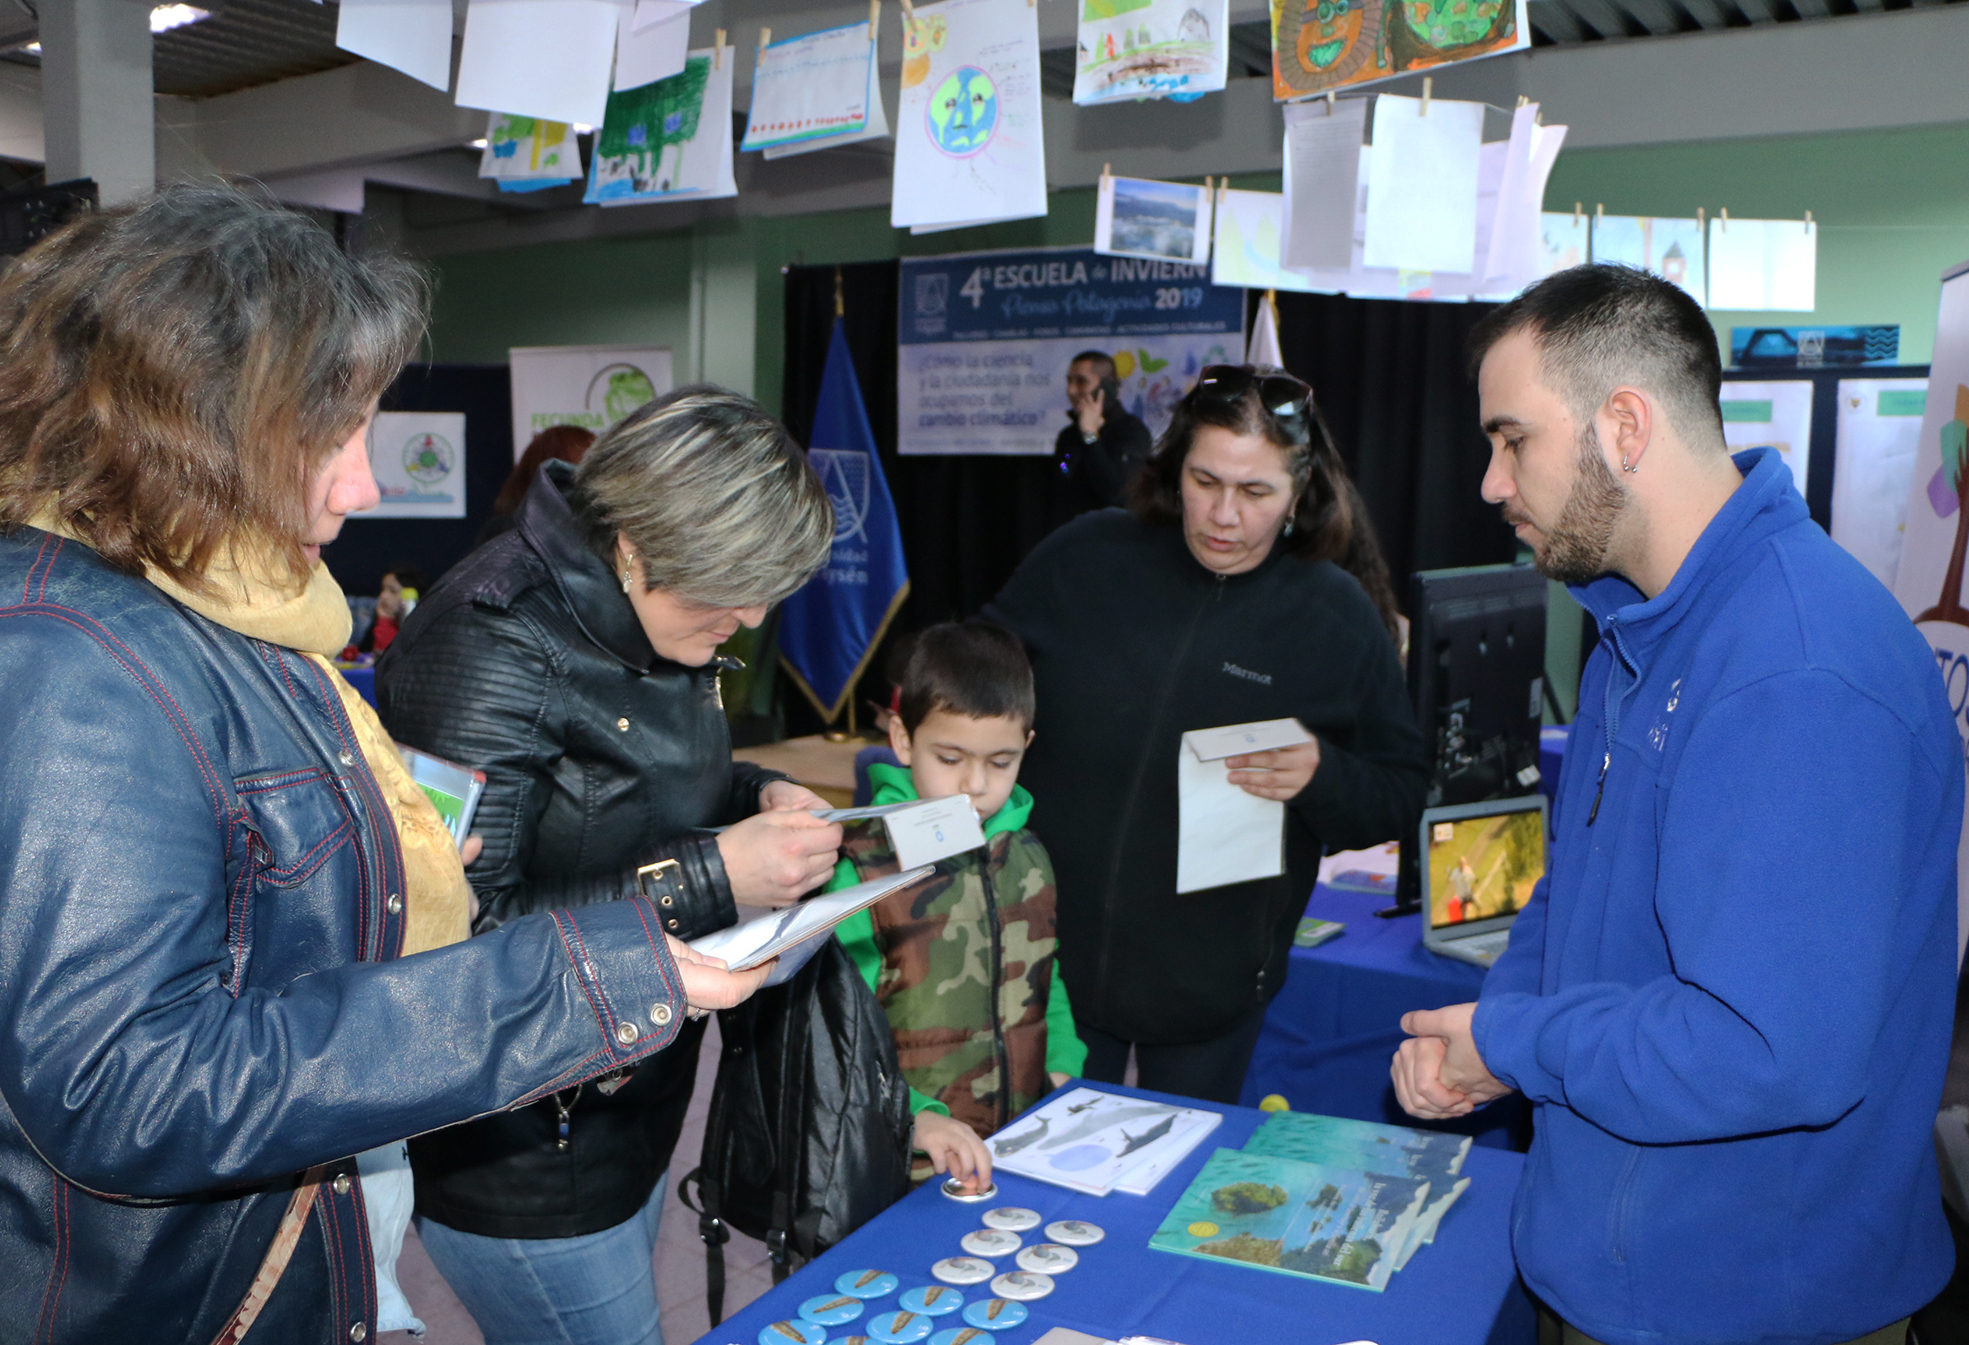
left=984, top=509, right=1427, bottom=1045
left=377, top=461, right=783, bottom=1237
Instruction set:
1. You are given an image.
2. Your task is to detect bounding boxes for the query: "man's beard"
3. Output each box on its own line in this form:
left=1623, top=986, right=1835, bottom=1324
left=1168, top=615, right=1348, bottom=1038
left=1511, top=424, right=1628, bottom=584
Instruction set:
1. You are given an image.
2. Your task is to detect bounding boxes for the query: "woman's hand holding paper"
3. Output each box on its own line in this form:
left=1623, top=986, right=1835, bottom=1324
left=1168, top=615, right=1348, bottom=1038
left=1224, top=737, right=1322, bottom=801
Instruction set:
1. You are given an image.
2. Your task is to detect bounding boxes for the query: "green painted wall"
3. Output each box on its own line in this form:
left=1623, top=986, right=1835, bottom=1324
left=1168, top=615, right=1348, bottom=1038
left=1546, top=122, right=1969, bottom=366
left=424, top=121, right=1969, bottom=419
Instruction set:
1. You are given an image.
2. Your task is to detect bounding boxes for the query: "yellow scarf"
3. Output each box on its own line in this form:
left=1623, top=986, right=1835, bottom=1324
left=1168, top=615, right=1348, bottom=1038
left=31, top=516, right=469, bottom=955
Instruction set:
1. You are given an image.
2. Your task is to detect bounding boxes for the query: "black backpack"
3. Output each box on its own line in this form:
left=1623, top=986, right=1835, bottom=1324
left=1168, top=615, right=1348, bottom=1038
left=679, top=937, right=913, bottom=1325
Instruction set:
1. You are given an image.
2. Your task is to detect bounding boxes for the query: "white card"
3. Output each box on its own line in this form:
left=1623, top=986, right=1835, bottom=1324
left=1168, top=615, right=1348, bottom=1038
left=336, top=0, right=454, bottom=93
left=1281, top=97, right=1365, bottom=272
left=1175, top=718, right=1310, bottom=896
left=1182, top=718, right=1312, bottom=762
left=456, top=0, right=621, bottom=129
left=689, top=866, right=932, bottom=971
left=1364, top=93, right=1483, bottom=275
left=885, top=794, right=988, bottom=871
left=614, top=6, right=689, bottom=91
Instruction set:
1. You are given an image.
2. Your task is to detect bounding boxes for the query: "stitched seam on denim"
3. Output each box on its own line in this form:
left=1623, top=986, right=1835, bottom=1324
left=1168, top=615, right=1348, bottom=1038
left=227, top=842, right=257, bottom=996
left=236, top=769, right=329, bottom=795
left=263, top=821, right=354, bottom=886
left=32, top=1172, right=67, bottom=1345
left=629, top=898, right=684, bottom=1023
left=319, top=1183, right=349, bottom=1333
left=561, top=911, right=630, bottom=1051
left=550, top=911, right=617, bottom=1046
left=265, top=645, right=371, bottom=960
left=36, top=538, right=60, bottom=602
left=1, top=608, right=231, bottom=831
left=342, top=1166, right=378, bottom=1327
left=304, top=657, right=404, bottom=961
left=21, top=532, right=50, bottom=604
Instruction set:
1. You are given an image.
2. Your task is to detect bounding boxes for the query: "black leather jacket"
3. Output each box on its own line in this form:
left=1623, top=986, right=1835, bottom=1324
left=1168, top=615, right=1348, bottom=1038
left=0, top=526, right=689, bottom=1344
left=378, top=461, right=783, bottom=1238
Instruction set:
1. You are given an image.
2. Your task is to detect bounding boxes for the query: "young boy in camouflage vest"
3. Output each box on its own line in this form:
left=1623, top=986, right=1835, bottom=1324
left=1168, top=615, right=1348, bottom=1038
left=829, top=622, right=1085, bottom=1191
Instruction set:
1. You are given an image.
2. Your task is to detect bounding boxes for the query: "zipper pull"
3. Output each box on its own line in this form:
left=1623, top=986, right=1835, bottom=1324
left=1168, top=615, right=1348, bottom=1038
left=1586, top=751, right=1610, bottom=826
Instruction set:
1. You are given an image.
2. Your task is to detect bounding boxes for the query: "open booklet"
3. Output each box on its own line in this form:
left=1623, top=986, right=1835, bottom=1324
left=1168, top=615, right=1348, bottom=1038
left=687, top=865, right=934, bottom=973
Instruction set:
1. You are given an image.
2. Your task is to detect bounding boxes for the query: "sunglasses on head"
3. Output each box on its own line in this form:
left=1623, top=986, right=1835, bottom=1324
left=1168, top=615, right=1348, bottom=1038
left=1191, top=365, right=1314, bottom=435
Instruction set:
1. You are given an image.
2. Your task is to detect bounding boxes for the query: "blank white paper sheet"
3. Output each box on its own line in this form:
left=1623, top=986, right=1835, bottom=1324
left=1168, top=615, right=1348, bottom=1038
left=336, top=0, right=455, bottom=92
left=1364, top=93, right=1483, bottom=276
left=456, top=0, right=621, bottom=130
left=1281, top=97, right=1366, bottom=272
left=1176, top=719, right=1311, bottom=896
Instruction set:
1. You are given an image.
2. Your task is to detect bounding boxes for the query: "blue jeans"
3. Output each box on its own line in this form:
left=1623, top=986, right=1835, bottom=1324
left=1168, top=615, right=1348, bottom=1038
left=418, top=1174, right=667, bottom=1345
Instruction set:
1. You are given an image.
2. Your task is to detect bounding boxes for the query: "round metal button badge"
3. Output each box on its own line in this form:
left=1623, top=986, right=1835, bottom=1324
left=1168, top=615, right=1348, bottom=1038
left=939, top=1177, right=998, bottom=1203
left=1043, top=1219, right=1105, bottom=1246
left=961, top=1298, right=1027, bottom=1330
left=1014, top=1243, right=1077, bottom=1274
left=928, top=1257, right=994, bottom=1286
left=987, top=1270, right=1054, bottom=1302
left=958, top=1228, right=1021, bottom=1258
left=930, top=1329, right=996, bottom=1345
left=897, top=1285, right=962, bottom=1316
left=979, top=1207, right=1041, bottom=1232
left=759, top=1321, right=827, bottom=1345
left=834, top=1269, right=900, bottom=1299
left=798, top=1295, right=865, bottom=1327
left=865, top=1309, right=934, bottom=1344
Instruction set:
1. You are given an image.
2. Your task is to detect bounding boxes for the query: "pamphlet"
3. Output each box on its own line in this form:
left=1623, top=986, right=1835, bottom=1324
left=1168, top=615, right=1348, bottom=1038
left=988, top=1087, right=1220, bottom=1196
left=1149, top=1148, right=1429, bottom=1292
left=396, top=745, right=486, bottom=850
left=686, top=866, right=932, bottom=971
left=1176, top=719, right=1311, bottom=895
left=1242, top=1111, right=1472, bottom=1264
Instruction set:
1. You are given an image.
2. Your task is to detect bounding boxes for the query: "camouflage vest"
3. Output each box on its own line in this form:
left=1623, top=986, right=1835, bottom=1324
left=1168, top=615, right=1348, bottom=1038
left=841, top=818, right=1060, bottom=1137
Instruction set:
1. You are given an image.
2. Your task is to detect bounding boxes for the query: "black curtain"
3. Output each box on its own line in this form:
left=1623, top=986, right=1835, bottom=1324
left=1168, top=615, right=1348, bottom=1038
left=777, top=266, right=1521, bottom=728
left=1269, top=290, right=1518, bottom=593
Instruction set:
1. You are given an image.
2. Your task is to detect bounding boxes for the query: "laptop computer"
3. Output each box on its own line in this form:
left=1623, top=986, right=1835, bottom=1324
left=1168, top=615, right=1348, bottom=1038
left=1418, top=795, right=1548, bottom=968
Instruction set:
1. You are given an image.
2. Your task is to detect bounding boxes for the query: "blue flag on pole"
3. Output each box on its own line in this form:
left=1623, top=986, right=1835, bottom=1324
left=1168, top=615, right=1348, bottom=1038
left=779, top=319, right=910, bottom=723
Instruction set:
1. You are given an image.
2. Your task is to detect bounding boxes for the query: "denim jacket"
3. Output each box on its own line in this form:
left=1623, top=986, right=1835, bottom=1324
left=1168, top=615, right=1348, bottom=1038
left=0, top=527, right=693, bottom=1344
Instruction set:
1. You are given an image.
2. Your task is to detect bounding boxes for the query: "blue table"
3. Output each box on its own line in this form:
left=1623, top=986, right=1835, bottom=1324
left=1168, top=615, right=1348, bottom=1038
left=712, top=1083, right=1532, bottom=1345
left=1241, top=884, right=1525, bottom=1150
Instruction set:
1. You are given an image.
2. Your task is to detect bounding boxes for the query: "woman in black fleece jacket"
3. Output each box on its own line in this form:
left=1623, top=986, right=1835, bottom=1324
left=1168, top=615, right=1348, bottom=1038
left=984, top=365, right=1427, bottom=1104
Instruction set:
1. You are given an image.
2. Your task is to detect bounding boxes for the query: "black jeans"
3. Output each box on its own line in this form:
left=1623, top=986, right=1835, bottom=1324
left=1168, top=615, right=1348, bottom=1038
left=1077, top=1002, right=1270, bottom=1106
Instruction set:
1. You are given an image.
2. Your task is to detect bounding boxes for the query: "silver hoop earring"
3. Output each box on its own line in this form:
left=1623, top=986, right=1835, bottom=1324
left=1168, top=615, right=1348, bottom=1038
left=1621, top=456, right=1638, bottom=473
left=1282, top=520, right=1296, bottom=537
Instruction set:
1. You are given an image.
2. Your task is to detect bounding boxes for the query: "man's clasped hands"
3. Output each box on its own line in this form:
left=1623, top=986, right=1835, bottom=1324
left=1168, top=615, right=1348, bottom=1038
left=1393, top=1002, right=1515, bottom=1120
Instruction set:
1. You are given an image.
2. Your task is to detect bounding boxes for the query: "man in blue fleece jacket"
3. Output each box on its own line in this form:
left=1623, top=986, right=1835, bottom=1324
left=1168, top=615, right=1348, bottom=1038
left=1394, top=265, right=1962, bottom=1345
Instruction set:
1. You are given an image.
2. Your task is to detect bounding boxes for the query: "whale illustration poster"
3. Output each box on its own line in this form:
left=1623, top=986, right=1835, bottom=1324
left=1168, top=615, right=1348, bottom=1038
left=987, top=1087, right=1220, bottom=1194
left=890, top=0, right=1047, bottom=233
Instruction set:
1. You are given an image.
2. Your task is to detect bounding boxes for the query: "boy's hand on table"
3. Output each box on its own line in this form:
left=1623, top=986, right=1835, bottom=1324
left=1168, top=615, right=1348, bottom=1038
left=717, top=810, right=843, bottom=908
left=759, top=780, right=833, bottom=813
left=915, top=1111, right=993, bottom=1190
left=1226, top=739, right=1321, bottom=801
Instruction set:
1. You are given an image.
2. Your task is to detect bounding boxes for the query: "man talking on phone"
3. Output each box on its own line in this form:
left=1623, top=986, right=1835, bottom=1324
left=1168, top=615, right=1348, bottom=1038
left=1052, top=349, right=1153, bottom=519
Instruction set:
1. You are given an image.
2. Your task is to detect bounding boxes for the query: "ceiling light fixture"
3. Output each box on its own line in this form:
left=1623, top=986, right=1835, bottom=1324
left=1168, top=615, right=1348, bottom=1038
left=150, top=4, right=211, bottom=34
left=469, top=138, right=488, bottom=150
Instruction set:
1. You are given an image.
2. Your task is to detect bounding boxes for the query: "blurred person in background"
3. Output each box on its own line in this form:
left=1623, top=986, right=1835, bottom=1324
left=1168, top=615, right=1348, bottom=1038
left=478, top=423, right=596, bottom=546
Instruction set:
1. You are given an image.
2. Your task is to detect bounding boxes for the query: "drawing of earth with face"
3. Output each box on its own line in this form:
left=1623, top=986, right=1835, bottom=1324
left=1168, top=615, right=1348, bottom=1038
left=928, top=66, right=997, bottom=157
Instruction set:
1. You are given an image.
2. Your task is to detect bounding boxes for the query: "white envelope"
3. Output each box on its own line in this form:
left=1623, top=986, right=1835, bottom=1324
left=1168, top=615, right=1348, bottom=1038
left=1176, top=719, right=1312, bottom=896
left=883, top=794, right=987, bottom=871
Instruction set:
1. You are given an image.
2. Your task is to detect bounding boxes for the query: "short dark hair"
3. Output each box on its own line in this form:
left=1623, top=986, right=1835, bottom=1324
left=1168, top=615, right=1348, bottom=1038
left=1468, top=264, right=1725, bottom=451
left=1069, top=350, right=1115, bottom=379
left=384, top=563, right=430, bottom=594
left=897, top=621, right=1035, bottom=735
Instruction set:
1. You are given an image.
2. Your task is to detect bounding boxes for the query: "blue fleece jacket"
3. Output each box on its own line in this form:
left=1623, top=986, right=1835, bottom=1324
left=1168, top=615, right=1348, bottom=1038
left=1472, top=449, right=1961, bottom=1345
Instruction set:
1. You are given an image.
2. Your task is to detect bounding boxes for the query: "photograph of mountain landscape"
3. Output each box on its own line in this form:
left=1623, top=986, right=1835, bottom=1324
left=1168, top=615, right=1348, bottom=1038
left=1098, top=174, right=1211, bottom=264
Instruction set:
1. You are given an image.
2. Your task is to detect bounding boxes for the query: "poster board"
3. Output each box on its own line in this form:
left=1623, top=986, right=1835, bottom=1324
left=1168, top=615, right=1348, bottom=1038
left=358, top=412, right=467, bottom=519
left=897, top=246, right=1243, bottom=455
left=508, top=345, right=674, bottom=457
left=1719, top=380, right=1814, bottom=500
left=1832, top=378, right=1927, bottom=590
left=1890, top=260, right=1969, bottom=963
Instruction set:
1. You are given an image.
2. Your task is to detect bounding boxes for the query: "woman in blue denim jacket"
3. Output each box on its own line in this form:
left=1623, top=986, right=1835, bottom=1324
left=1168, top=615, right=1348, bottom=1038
left=0, top=184, right=772, bottom=1345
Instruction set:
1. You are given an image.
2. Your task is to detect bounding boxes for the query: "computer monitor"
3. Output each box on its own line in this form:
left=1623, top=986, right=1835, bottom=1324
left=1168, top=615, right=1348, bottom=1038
left=1384, top=563, right=1548, bottom=916
left=1422, top=797, right=1547, bottom=936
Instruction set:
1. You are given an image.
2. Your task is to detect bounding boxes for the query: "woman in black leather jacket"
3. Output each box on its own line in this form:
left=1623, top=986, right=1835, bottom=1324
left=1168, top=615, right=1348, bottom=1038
left=378, top=387, right=838, bottom=1345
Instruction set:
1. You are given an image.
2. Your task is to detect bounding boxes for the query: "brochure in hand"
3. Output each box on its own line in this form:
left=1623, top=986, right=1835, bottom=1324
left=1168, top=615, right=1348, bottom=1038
left=396, top=745, right=487, bottom=850
left=988, top=1087, right=1221, bottom=1196
left=686, top=865, right=933, bottom=972
left=1148, top=1148, right=1430, bottom=1292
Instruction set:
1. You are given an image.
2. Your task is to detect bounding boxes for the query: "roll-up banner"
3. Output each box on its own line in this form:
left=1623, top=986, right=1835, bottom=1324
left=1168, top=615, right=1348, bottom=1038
left=508, top=344, right=674, bottom=460
left=1890, top=258, right=1969, bottom=963
left=897, top=246, right=1244, bottom=456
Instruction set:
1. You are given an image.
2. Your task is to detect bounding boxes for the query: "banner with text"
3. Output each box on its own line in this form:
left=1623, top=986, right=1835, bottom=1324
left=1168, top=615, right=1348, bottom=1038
left=897, top=246, right=1243, bottom=456
left=1890, top=259, right=1969, bottom=962
left=508, top=344, right=674, bottom=460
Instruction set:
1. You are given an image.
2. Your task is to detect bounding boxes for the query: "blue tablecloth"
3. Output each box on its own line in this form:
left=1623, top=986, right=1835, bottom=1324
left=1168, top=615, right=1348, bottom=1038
left=711, top=1082, right=1532, bottom=1345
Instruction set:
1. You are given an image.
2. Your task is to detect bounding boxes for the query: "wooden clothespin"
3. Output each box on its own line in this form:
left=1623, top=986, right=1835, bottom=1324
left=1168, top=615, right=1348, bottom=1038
left=1102, top=162, right=1112, bottom=184
left=715, top=29, right=725, bottom=67
left=1697, top=206, right=1706, bottom=234
left=1803, top=210, right=1814, bottom=233
left=834, top=267, right=845, bottom=319
left=898, top=0, right=916, bottom=37
left=759, top=26, right=771, bottom=49
left=869, top=0, right=880, bottom=41
left=1516, top=94, right=1528, bottom=109
left=1719, top=206, right=1729, bottom=232
left=1325, top=89, right=1336, bottom=113
left=1572, top=202, right=1582, bottom=226
left=1420, top=77, right=1431, bottom=115
left=1595, top=202, right=1604, bottom=221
